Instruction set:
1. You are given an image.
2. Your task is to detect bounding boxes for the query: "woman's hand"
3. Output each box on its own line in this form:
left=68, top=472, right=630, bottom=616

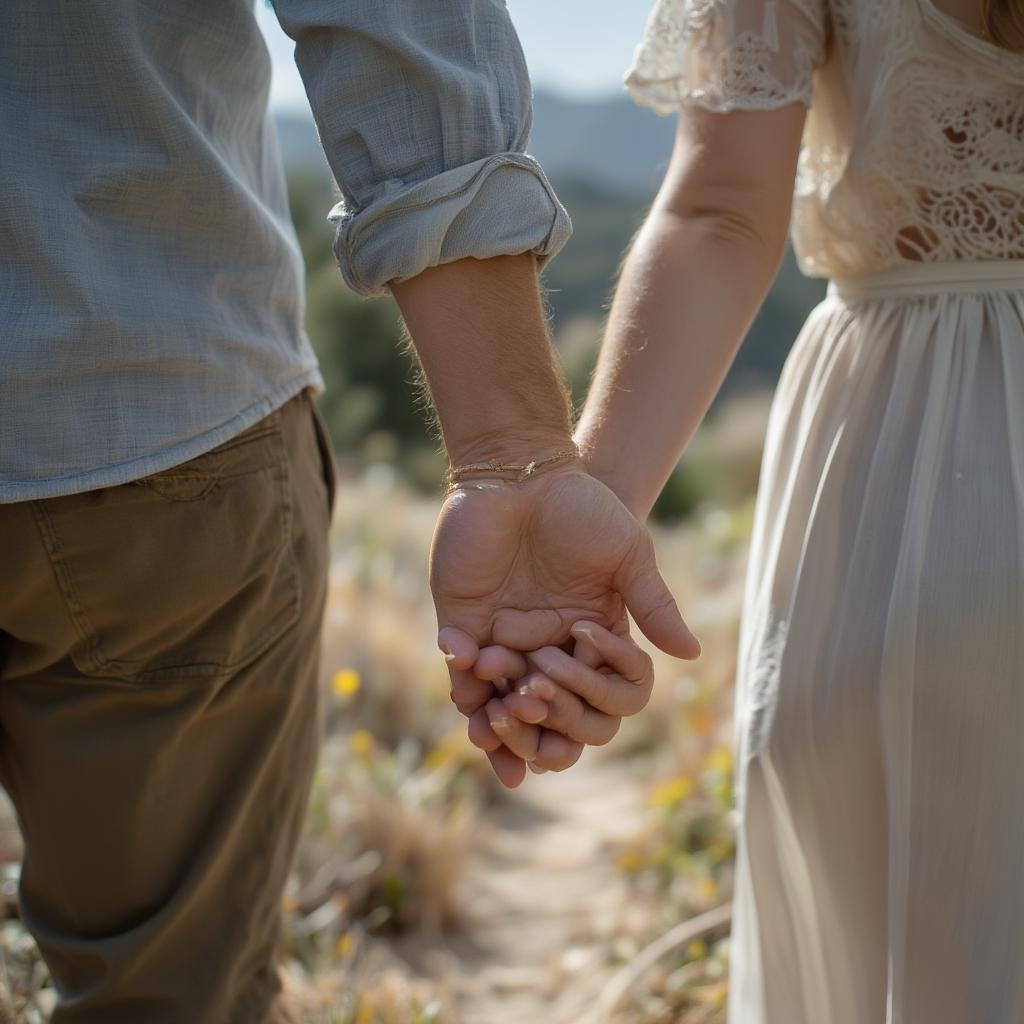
left=442, top=624, right=588, bottom=786
left=445, top=619, right=655, bottom=786
left=489, top=621, right=654, bottom=765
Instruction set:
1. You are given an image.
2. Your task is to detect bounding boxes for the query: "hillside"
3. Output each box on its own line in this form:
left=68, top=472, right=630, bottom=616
left=273, top=89, right=675, bottom=195
left=275, top=91, right=825, bottom=398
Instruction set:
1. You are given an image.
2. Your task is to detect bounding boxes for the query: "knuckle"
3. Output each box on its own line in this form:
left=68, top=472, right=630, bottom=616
left=568, top=687, right=586, bottom=719
left=454, top=698, right=478, bottom=717
left=623, top=682, right=649, bottom=714
left=625, top=695, right=650, bottom=719
left=566, top=702, right=587, bottom=737
left=563, top=747, right=585, bottom=769
left=542, top=706, right=566, bottom=735
left=533, top=646, right=561, bottom=674
left=539, top=742, right=584, bottom=771
left=540, top=752, right=575, bottom=772
left=593, top=673, right=614, bottom=710
left=594, top=717, right=622, bottom=746
left=468, top=724, right=496, bottom=751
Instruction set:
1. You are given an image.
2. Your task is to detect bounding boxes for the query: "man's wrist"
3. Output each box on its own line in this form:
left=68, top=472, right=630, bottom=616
left=445, top=427, right=576, bottom=471
left=445, top=437, right=580, bottom=492
left=392, top=254, right=578, bottom=480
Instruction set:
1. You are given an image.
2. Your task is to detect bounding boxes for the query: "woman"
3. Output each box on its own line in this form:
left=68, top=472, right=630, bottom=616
left=485, top=0, right=1024, bottom=1018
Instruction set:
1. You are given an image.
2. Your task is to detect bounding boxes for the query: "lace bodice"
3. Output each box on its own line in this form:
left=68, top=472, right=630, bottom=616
left=627, top=0, right=1024, bottom=278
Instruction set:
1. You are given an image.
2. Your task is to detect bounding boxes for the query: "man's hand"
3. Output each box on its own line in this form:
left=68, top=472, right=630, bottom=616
left=432, top=465, right=698, bottom=653
left=390, top=255, right=698, bottom=786
left=431, top=465, right=699, bottom=785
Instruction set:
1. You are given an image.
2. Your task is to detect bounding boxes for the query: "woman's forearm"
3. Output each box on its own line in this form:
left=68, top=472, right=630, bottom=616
left=576, top=104, right=806, bottom=521
left=575, top=204, right=785, bottom=520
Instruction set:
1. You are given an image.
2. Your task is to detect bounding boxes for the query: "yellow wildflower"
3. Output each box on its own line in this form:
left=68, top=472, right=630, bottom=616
left=332, top=668, right=362, bottom=697
left=688, top=707, right=716, bottom=735
left=707, top=744, right=733, bottom=774
left=693, top=979, right=730, bottom=1007
left=697, top=876, right=720, bottom=901
left=336, top=932, right=356, bottom=959
left=351, top=730, right=375, bottom=759
left=707, top=838, right=734, bottom=863
left=424, top=728, right=470, bottom=769
left=649, top=775, right=694, bottom=807
left=687, top=938, right=709, bottom=961
left=616, top=848, right=646, bottom=873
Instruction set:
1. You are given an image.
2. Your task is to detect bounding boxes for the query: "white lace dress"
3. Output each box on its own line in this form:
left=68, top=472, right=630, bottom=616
left=628, top=2, right=1024, bottom=1021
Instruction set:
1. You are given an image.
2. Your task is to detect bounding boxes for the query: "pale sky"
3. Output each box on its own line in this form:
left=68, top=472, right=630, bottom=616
left=254, top=1, right=654, bottom=112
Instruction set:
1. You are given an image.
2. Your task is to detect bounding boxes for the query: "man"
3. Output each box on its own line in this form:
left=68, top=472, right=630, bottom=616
left=1, top=2, right=696, bottom=1020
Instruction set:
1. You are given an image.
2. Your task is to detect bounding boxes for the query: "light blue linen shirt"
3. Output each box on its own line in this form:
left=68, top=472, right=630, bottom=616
left=0, top=0, right=571, bottom=502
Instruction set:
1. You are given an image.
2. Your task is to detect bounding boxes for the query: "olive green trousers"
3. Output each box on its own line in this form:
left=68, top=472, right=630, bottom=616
left=0, top=389, right=335, bottom=1023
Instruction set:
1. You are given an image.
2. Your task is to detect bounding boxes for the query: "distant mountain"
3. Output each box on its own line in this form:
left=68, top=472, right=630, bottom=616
left=278, top=90, right=826, bottom=401
left=273, top=111, right=331, bottom=179
left=273, top=88, right=675, bottom=196
left=529, top=91, right=674, bottom=194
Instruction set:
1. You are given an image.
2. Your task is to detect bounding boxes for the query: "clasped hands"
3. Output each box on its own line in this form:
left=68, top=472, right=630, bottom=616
left=430, top=463, right=701, bottom=788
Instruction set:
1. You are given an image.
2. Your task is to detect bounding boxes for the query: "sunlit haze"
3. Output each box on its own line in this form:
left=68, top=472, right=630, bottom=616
left=254, top=1, right=654, bottom=112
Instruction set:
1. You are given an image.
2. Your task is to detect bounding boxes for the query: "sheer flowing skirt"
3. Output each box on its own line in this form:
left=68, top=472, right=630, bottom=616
left=728, top=260, right=1024, bottom=1024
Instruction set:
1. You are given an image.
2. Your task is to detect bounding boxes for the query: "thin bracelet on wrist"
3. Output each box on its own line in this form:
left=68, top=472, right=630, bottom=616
left=445, top=443, right=579, bottom=494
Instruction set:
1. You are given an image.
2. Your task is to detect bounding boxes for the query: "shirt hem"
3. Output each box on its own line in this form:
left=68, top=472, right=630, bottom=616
left=0, top=369, right=326, bottom=504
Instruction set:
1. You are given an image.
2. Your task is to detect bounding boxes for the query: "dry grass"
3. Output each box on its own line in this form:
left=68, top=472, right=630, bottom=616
left=0, top=391, right=771, bottom=1023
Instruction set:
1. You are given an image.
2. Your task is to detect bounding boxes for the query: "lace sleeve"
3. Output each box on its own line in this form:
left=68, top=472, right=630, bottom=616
left=626, top=0, right=828, bottom=115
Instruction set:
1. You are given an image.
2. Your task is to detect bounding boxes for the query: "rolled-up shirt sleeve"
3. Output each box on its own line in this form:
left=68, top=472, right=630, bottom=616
left=272, top=0, right=573, bottom=297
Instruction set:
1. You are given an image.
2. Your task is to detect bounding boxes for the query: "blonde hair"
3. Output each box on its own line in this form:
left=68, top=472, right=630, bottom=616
left=984, top=0, right=1024, bottom=49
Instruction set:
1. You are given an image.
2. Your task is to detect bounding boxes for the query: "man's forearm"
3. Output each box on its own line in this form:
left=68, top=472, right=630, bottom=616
left=391, top=254, right=576, bottom=466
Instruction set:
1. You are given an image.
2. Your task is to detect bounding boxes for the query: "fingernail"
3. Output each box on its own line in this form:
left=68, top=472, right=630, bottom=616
left=443, top=651, right=457, bottom=663
left=490, top=715, right=511, bottom=733
left=528, top=763, right=548, bottom=775
left=570, top=622, right=595, bottom=642
left=527, top=677, right=556, bottom=700
left=495, top=676, right=511, bottom=696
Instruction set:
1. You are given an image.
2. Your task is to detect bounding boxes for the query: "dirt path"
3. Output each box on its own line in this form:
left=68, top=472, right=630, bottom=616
left=441, top=751, right=655, bottom=1024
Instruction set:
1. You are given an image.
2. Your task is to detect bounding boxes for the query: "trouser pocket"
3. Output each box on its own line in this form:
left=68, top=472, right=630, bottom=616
left=32, top=407, right=301, bottom=682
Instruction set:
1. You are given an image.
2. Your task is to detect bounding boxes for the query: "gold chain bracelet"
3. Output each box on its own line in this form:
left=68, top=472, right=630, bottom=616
left=445, top=444, right=579, bottom=494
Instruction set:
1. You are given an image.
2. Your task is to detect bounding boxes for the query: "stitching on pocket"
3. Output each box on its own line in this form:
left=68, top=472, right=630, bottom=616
left=33, top=421, right=302, bottom=683
left=31, top=501, right=108, bottom=675
left=136, top=463, right=284, bottom=503
left=137, top=473, right=221, bottom=502
left=134, top=408, right=286, bottom=494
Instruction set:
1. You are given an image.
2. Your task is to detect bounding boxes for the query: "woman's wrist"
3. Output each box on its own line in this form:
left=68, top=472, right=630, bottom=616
left=574, top=433, right=653, bottom=522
